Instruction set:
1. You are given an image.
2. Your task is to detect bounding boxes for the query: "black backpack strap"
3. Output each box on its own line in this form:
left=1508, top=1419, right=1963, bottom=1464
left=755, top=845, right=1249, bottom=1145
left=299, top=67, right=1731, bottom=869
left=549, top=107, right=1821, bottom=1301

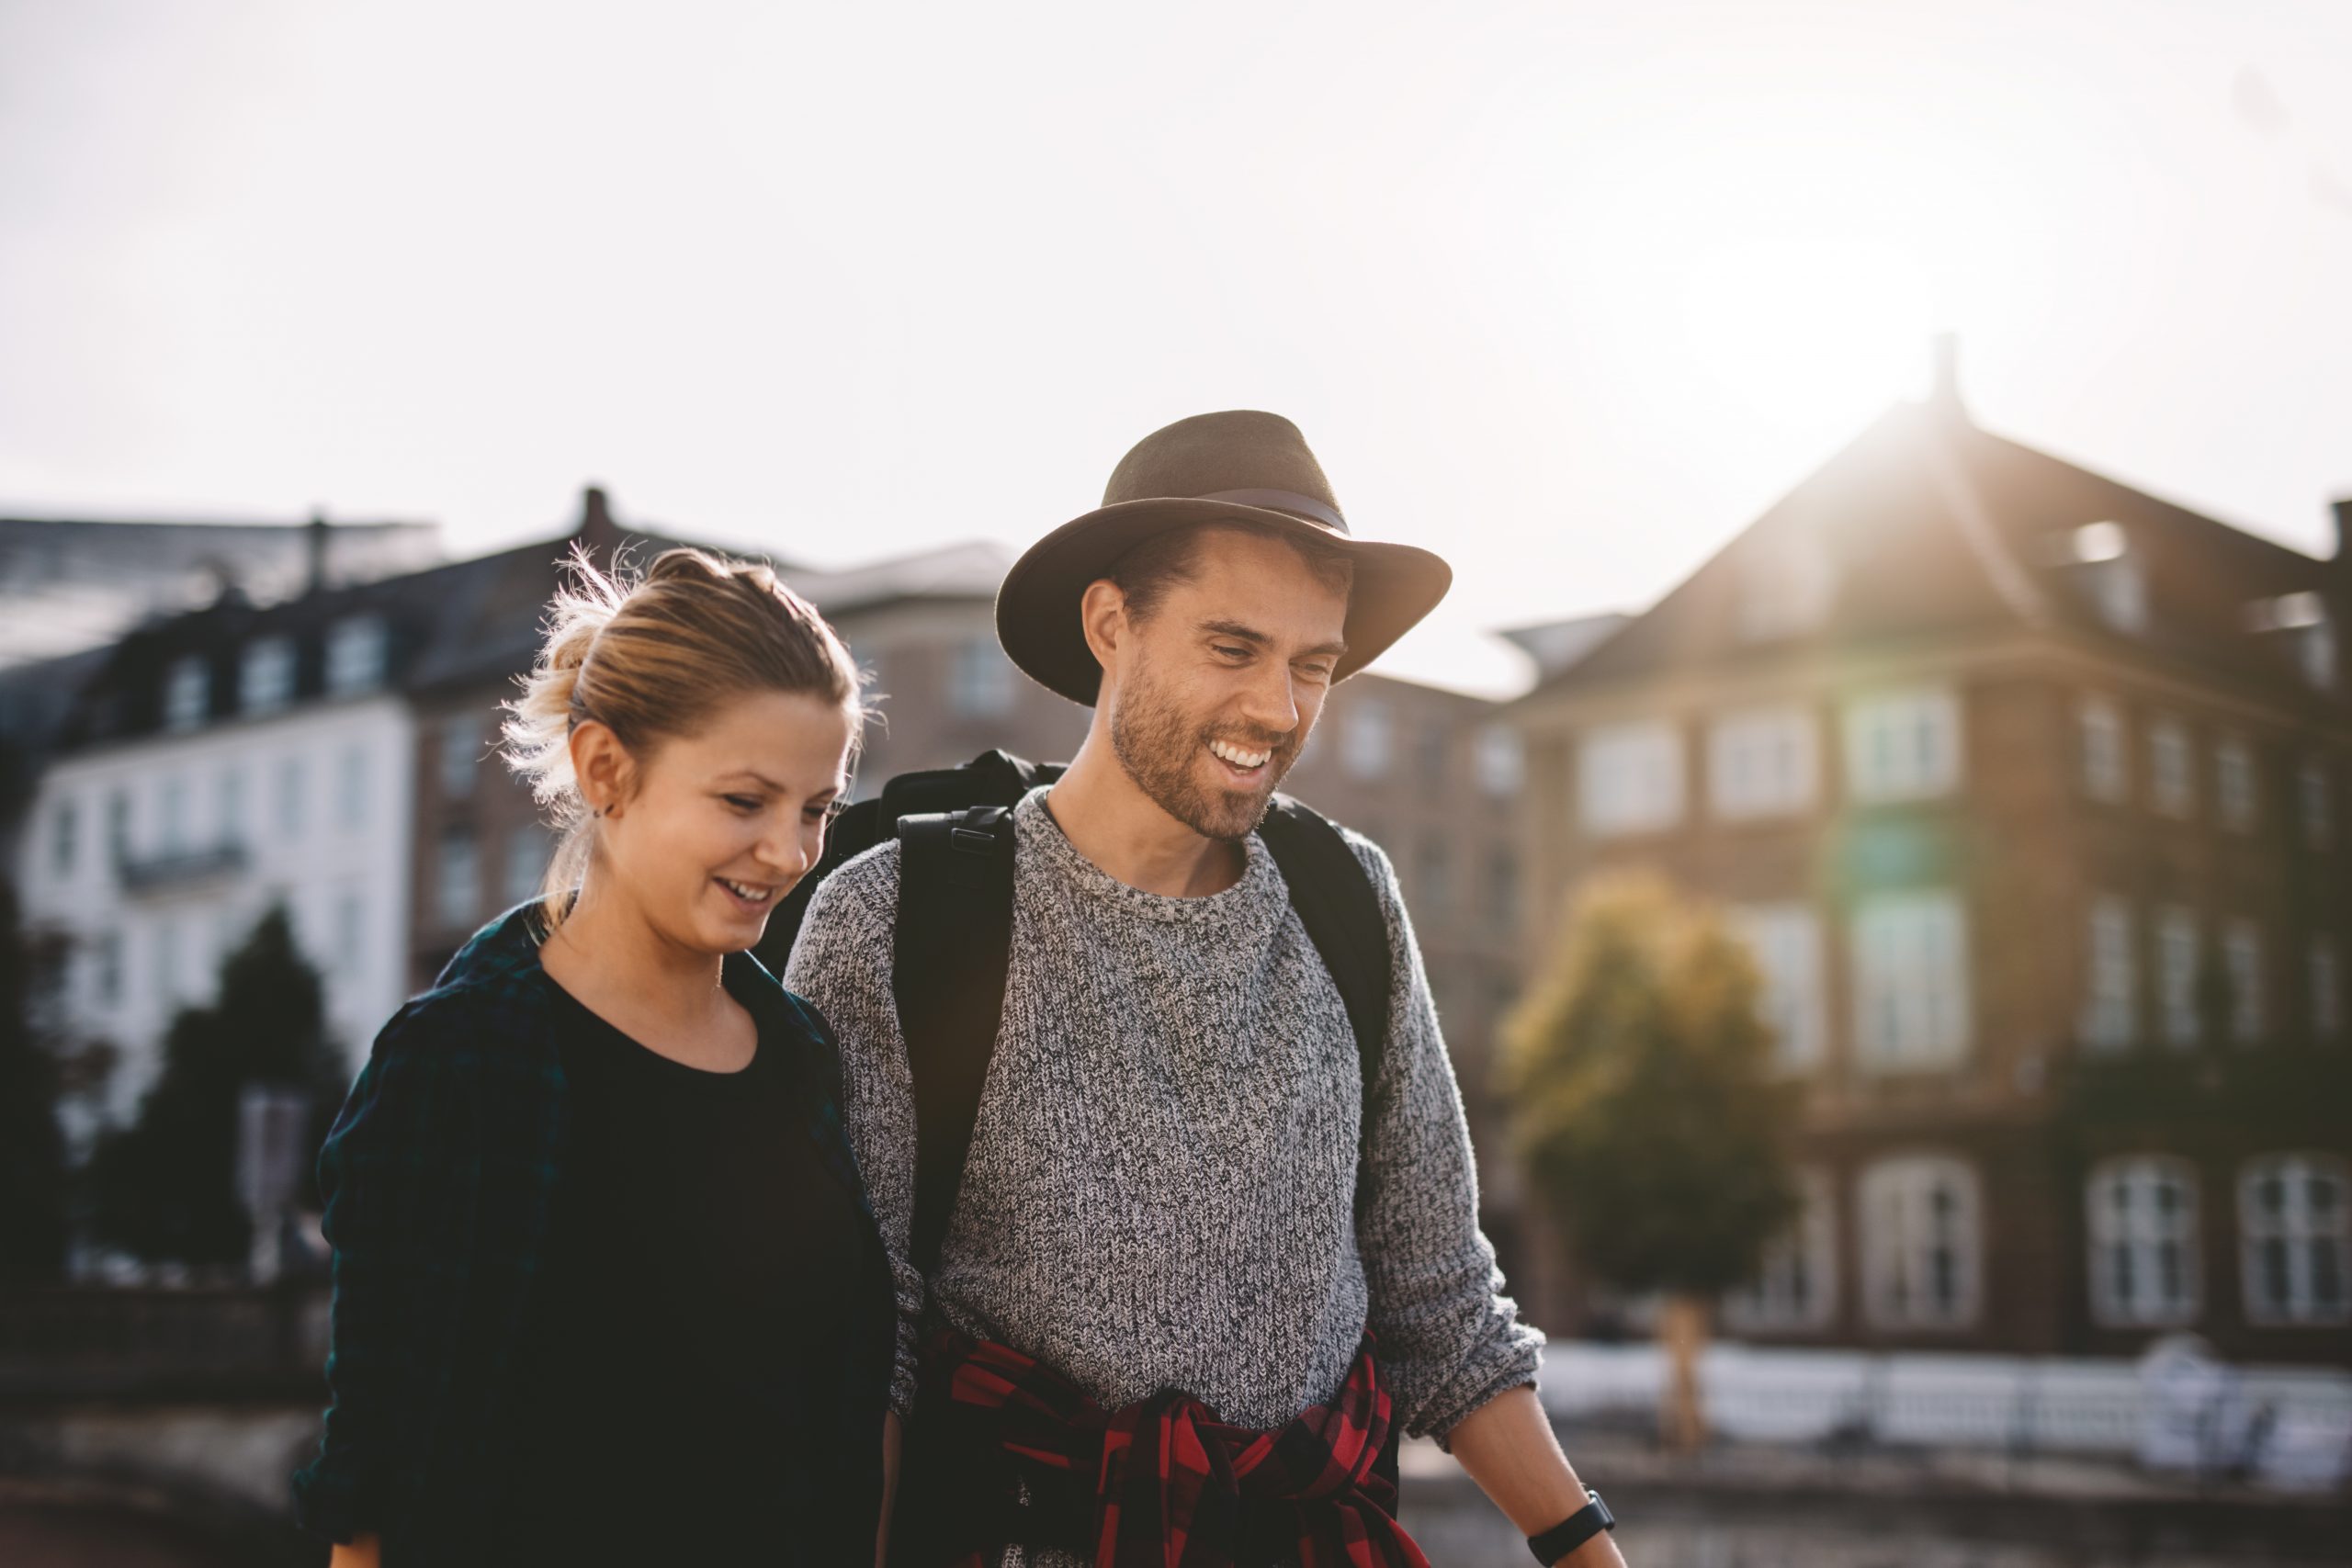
left=892, top=805, right=1018, bottom=1276
left=1257, top=797, right=1395, bottom=1204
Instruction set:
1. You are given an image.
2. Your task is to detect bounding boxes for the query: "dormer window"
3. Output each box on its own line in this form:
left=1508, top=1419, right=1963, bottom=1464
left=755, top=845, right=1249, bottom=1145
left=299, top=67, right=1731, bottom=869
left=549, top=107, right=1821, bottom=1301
left=2247, top=592, right=2336, bottom=692
left=2070, top=523, right=2146, bottom=633
left=241, top=636, right=296, bottom=714
left=326, top=615, right=388, bottom=695
left=163, top=656, right=209, bottom=731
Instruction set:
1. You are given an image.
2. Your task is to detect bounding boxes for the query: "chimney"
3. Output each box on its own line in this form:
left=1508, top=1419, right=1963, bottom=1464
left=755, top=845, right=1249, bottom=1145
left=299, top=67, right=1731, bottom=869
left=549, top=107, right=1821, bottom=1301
left=1928, top=333, right=1964, bottom=417
left=305, top=511, right=330, bottom=594
left=576, top=485, right=619, bottom=560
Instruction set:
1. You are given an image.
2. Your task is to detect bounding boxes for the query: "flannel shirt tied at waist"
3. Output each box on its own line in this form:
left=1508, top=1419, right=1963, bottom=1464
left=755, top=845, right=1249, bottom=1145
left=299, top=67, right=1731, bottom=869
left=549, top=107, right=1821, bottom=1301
left=911, top=1325, right=1429, bottom=1568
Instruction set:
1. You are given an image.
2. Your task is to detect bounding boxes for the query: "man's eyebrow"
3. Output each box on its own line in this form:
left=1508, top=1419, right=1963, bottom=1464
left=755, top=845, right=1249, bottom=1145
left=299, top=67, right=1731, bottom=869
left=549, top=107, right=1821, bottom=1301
left=1200, top=619, right=1349, bottom=660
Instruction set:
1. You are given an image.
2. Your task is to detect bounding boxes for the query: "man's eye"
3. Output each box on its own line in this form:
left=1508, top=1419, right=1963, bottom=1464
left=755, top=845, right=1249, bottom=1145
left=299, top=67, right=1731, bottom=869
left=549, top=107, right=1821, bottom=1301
left=724, top=795, right=762, bottom=813
left=1214, top=645, right=1250, bottom=660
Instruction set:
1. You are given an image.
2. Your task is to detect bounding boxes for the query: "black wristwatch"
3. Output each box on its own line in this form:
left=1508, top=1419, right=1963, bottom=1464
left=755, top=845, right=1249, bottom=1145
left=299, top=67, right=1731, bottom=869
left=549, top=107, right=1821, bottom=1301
left=1527, top=1488, right=1615, bottom=1564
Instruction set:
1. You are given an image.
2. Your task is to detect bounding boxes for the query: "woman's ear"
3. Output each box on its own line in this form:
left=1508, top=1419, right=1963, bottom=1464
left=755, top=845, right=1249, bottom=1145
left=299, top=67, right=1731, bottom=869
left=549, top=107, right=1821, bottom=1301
left=569, top=720, right=630, bottom=819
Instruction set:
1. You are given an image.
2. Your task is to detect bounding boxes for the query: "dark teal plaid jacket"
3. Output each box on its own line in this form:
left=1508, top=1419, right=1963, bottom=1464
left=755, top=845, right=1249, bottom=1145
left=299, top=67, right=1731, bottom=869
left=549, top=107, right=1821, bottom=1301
left=290, top=900, right=880, bottom=1563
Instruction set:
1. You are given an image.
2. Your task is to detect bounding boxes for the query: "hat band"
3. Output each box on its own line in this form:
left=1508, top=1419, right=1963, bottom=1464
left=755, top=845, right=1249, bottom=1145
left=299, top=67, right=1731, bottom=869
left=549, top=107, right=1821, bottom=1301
left=1197, top=488, right=1348, bottom=534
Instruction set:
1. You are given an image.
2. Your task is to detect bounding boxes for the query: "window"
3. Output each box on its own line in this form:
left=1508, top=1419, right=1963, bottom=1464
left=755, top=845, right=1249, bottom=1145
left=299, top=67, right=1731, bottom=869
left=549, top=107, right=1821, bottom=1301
left=1724, top=1168, right=1836, bottom=1331
left=325, top=615, right=387, bottom=695
left=2222, top=919, right=2263, bottom=1044
left=435, top=829, right=481, bottom=930
left=240, top=636, right=296, bottom=713
left=1415, top=720, right=1451, bottom=793
left=1733, top=903, right=1826, bottom=1070
left=1341, top=696, right=1392, bottom=780
left=2240, top=1156, right=2350, bottom=1325
left=2087, top=1157, right=2200, bottom=1327
left=106, top=790, right=130, bottom=866
left=94, top=930, right=122, bottom=1009
left=164, top=655, right=209, bottom=731
left=48, top=801, right=77, bottom=880
left=1851, top=892, right=1971, bottom=1069
left=2086, top=556, right=2148, bottom=634
left=1475, top=725, right=1523, bottom=797
left=277, top=757, right=306, bottom=839
left=2155, top=907, right=2200, bottom=1047
left=336, top=744, right=369, bottom=833
left=440, top=714, right=481, bottom=799
left=1485, top=846, right=1520, bottom=930
left=2148, top=719, right=2193, bottom=818
left=2081, top=896, right=2137, bottom=1050
left=2300, top=618, right=2338, bottom=692
left=159, top=775, right=189, bottom=856
left=1737, top=535, right=1836, bottom=642
left=215, top=767, right=243, bottom=847
left=1860, top=1156, right=1982, bottom=1328
left=334, top=893, right=365, bottom=974
left=1708, top=705, right=1818, bottom=819
left=949, top=637, right=1016, bottom=718
left=2301, top=760, right=2335, bottom=849
left=2215, top=739, right=2256, bottom=832
left=2311, top=937, right=2342, bottom=1042
left=2078, top=698, right=2126, bottom=802
left=504, top=830, right=550, bottom=906
left=1577, top=721, right=1683, bottom=835
left=155, top=919, right=181, bottom=1006
left=1843, top=688, right=1961, bottom=803
left=1415, top=837, right=1453, bottom=911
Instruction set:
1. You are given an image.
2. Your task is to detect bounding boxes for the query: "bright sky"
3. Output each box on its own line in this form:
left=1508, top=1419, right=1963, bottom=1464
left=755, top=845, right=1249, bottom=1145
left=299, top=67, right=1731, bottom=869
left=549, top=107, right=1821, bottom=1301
left=4, top=0, right=2348, bottom=694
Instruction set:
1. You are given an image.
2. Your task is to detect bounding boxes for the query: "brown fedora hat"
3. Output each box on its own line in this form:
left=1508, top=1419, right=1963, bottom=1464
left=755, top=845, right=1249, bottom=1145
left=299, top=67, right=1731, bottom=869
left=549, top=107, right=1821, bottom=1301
left=996, top=411, right=1453, bottom=706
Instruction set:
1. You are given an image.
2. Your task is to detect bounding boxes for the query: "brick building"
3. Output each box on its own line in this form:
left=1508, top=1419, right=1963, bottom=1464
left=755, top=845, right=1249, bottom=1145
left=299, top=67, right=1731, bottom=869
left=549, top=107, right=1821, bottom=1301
left=1508, top=374, right=2351, bottom=1364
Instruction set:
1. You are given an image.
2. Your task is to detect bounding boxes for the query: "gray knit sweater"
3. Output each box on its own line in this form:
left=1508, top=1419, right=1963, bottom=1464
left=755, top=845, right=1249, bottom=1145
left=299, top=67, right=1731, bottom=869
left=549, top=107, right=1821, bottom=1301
left=785, top=788, right=1542, bottom=1517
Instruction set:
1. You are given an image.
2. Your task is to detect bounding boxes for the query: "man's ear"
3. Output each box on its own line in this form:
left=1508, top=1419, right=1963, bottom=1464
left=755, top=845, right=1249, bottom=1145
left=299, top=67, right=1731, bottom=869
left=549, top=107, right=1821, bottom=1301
left=1079, top=579, right=1129, bottom=679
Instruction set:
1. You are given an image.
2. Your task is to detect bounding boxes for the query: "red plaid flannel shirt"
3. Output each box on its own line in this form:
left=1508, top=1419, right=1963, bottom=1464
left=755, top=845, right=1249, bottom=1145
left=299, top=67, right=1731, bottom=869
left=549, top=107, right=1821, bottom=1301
left=922, top=1325, right=1430, bottom=1568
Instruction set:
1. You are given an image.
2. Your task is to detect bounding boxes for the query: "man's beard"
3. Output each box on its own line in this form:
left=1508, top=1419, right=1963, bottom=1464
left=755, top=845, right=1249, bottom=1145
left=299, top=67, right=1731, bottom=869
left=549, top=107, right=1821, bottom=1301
left=1109, top=656, right=1300, bottom=842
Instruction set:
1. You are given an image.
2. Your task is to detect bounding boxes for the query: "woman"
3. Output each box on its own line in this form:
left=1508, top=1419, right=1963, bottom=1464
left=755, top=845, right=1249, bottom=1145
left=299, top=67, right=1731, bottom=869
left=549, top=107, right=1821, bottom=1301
left=293, top=546, right=896, bottom=1566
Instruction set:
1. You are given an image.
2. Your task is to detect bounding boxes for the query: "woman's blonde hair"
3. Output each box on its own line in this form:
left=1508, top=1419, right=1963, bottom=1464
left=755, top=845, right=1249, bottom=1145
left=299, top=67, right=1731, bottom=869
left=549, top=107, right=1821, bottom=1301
left=502, top=544, right=866, bottom=927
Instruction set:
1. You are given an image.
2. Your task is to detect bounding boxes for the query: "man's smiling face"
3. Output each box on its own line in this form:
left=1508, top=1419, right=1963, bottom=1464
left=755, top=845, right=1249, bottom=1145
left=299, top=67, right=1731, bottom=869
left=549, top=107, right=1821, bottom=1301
left=1102, top=525, right=1351, bottom=841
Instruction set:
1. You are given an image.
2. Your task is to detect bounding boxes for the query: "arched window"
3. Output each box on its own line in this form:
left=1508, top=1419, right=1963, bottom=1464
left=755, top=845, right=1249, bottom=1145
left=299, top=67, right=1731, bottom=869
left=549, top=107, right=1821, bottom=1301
left=1724, top=1168, right=1837, bottom=1332
left=2086, top=1156, right=2199, bottom=1327
left=1860, top=1156, right=1981, bottom=1328
left=2240, top=1156, right=2350, bottom=1325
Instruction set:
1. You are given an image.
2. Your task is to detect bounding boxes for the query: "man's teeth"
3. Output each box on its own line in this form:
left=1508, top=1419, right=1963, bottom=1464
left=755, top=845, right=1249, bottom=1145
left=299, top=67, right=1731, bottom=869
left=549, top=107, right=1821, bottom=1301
left=1207, top=739, right=1271, bottom=770
left=719, top=878, right=775, bottom=904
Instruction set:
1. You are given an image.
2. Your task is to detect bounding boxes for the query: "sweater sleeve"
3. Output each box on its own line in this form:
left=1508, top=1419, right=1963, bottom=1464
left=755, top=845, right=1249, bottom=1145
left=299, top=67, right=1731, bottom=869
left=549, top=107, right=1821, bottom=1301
left=291, top=997, right=484, bottom=1542
left=783, top=841, right=924, bottom=1419
left=1343, top=832, right=1545, bottom=1445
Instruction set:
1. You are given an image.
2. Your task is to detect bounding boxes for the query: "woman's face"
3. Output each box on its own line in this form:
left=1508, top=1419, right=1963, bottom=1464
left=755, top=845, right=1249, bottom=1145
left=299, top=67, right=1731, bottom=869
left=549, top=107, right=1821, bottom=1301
left=584, top=688, right=856, bottom=955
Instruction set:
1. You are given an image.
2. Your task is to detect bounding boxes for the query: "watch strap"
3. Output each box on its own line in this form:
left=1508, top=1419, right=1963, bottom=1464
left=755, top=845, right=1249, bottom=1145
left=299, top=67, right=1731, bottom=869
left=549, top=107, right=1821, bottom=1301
left=1527, top=1488, right=1615, bottom=1564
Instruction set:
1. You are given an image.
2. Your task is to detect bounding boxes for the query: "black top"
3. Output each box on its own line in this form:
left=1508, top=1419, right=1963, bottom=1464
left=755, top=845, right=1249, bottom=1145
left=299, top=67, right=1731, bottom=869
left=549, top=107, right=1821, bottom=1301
left=492, top=964, right=894, bottom=1565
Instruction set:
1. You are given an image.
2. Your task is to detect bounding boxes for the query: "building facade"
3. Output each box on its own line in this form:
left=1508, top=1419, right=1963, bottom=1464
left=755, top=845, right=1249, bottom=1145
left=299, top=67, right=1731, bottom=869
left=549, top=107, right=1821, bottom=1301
left=1510, top=385, right=2351, bottom=1364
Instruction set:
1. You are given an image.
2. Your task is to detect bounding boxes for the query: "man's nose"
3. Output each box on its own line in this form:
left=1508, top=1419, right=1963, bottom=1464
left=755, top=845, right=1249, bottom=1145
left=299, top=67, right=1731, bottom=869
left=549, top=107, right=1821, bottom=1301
left=1237, top=662, right=1303, bottom=737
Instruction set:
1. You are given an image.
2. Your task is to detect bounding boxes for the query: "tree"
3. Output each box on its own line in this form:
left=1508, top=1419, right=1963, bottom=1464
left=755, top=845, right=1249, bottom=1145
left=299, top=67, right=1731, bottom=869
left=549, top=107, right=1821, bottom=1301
left=1500, top=872, right=1801, bottom=1451
left=89, top=906, right=346, bottom=1269
left=0, top=877, right=68, bottom=1281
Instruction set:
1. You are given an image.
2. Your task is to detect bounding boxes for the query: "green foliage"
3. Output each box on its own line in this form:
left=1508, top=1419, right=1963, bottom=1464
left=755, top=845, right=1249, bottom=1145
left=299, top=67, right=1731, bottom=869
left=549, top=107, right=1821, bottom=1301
left=89, top=906, right=346, bottom=1265
left=0, top=878, right=68, bottom=1281
left=1501, top=873, right=1801, bottom=1297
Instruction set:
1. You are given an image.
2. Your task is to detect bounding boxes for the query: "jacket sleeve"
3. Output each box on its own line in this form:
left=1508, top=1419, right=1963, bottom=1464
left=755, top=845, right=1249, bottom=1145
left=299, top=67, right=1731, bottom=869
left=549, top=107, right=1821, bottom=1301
left=290, top=996, right=485, bottom=1542
left=784, top=841, right=925, bottom=1420
left=1345, top=834, right=1546, bottom=1446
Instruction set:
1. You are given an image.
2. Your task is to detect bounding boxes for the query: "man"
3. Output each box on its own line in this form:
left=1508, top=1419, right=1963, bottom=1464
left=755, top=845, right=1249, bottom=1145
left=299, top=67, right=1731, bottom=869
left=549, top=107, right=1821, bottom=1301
left=787, top=412, right=1626, bottom=1566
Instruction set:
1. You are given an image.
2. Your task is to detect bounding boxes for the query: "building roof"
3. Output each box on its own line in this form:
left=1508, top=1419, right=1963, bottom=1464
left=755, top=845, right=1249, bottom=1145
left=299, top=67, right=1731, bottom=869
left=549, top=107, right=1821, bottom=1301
left=1521, top=394, right=2349, bottom=708
left=0, top=513, right=442, bottom=668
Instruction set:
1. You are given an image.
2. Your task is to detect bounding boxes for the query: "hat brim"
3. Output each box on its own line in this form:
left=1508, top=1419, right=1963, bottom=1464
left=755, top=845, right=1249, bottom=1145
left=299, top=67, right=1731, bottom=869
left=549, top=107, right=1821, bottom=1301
left=995, top=496, right=1453, bottom=707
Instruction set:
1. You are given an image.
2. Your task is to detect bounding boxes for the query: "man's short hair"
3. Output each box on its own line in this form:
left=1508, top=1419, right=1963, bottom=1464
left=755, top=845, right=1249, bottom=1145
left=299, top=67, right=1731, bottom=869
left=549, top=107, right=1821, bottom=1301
left=1106, top=520, right=1355, bottom=625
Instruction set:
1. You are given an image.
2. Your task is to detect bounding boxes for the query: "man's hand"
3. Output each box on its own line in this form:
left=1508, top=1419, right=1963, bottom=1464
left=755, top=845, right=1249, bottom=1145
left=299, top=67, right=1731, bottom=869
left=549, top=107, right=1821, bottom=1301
left=328, top=1537, right=381, bottom=1568
left=1445, top=1387, right=1629, bottom=1566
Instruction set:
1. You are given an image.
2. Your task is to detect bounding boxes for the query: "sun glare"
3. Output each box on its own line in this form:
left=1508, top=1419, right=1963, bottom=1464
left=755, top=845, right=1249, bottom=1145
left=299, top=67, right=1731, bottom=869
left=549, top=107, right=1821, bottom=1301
left=1675, top=236, right=1939, bottom=425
